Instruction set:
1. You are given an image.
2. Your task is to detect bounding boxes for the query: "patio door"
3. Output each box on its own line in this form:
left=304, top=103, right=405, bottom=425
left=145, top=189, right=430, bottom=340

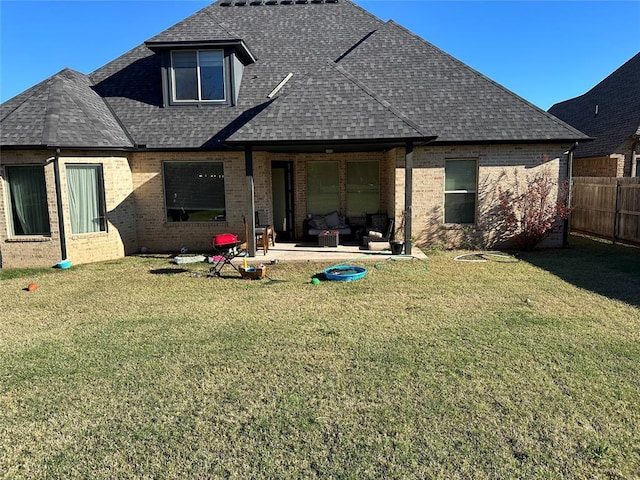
left=271, top=161, right=294, bottom=240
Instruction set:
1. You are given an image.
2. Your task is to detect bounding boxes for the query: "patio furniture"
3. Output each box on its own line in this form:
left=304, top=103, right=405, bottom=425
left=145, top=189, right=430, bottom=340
left=244, top=215, right=272, bottom=255
left=304, top=211, right=351, bottom=242
left=363, top=217, right=394, bottom=250
left=255, top=212, right=276, bottom=247
left=318, top=229, right=339, bottom=247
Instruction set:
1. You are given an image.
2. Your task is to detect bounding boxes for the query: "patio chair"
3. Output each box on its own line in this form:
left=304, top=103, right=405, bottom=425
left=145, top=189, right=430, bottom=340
left=244, top=214, right=272, bottom=255
left=363, top=217, right=394, bottom=250
left=255, top=211, right=276, bottom=246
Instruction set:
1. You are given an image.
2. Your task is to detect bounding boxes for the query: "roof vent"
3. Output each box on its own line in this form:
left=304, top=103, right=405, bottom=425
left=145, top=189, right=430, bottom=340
left=250, top=0, right=263, bottom=4
left=234, top=0, right=247, bottom=5
left=265, top=0, right=277, bottom=3
left=281, top=0, right=293, bottom=4
left=295, top=0, right=309, bottom=3
left=595, top=104, right=599, bottom=115
left=268, top=72, right=293, bottom=98
left=220, top=0, right=232, bottom=5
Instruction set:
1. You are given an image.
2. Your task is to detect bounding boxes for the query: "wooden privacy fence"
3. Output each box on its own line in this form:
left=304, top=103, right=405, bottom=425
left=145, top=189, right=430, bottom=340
left=571, top=177, right=640, bottom=244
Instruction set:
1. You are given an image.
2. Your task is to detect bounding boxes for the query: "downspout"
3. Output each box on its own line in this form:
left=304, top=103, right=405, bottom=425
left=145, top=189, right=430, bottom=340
left=52, top=148, right=68, bottom=261
left=563, top=142, right=578, bottom=247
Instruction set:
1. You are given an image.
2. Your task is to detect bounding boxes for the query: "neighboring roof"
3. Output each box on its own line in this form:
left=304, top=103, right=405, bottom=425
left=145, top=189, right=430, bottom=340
left=0, top=68, right=133, bottom=149
left=2, top=0, right=588, bottom=150
left=548, top=51, right=640, bottom=158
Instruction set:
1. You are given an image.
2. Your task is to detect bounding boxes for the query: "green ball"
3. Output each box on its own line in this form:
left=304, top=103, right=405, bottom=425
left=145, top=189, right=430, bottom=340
left=312, top=278, right=320, bottom=285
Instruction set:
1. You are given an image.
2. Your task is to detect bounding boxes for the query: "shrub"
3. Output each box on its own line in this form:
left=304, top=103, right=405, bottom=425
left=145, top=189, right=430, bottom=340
left=497, top=168, right=572, bottom=250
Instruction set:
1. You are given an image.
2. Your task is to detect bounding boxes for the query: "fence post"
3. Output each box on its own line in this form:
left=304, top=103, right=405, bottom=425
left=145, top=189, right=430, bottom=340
left=613, top=179, right=621, bottom=244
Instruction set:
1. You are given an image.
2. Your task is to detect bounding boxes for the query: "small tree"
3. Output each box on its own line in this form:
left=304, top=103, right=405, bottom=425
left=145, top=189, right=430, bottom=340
left=496, top=168, right=572, bottom=250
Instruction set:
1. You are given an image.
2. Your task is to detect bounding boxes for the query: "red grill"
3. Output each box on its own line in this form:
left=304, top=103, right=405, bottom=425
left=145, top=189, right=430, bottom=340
left=210, top=233, right=244, bottom=277
left=212, top=233, right=239, bottom=248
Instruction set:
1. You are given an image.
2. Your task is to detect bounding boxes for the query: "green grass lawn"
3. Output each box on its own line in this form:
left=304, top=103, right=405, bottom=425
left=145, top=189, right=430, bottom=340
left=1, top=236, right=639, bottom=479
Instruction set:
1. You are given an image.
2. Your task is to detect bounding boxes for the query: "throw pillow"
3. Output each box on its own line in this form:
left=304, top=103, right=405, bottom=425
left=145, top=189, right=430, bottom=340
left=325, top=211, right=340, bottom=229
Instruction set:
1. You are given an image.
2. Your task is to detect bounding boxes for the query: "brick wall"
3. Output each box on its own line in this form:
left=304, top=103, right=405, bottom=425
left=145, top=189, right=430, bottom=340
left=62, top=152, right=137, bottom=265
left=0, top=150, right=136, bottom=268
left=131, top=151, right=247, bottom=253
left=1, top=143, right=573, bottom=268
left=0, top=151, right=62, bottom=267
left=392, top=143, right=570, bottom=249
left=573, top=155, right=626, bottom=177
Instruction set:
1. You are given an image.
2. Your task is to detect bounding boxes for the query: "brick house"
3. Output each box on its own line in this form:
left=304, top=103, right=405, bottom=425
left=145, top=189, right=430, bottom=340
left=549, top=52, right=640, bottom=178
left=0, top=0, right=588, bottom=268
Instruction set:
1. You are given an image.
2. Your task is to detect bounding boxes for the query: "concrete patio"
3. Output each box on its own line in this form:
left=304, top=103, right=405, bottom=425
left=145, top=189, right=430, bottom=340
left=232, top=241, right=427, bottom=266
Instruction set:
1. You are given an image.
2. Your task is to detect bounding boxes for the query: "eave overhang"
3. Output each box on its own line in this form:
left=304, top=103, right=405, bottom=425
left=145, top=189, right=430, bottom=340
left=224, top=136, right=437, bottom=153
left=144, top=39, right=257, bottom=65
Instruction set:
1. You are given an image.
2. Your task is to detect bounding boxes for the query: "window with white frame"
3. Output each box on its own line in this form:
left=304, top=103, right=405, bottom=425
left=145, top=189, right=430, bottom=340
left=171, top=50, right=225, bottom=102
left=163, top=162, right=226, bottom=222
left=66, top=164, right=107, bottom=234
left=5, top=165, right=51, bottom=236
left=444, top=159, right=478, bottom=224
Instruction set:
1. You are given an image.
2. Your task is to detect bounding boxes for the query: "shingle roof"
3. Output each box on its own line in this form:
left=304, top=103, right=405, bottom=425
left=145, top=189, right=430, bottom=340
left=548, top=51, right=640, bottom=158
left=2, top=0, right=588, bottom=150
left=336, top=21, right=587, bottom=143
left=227, top=60, right=430, bottom=143
left=0, top=68, right=133, bottom=148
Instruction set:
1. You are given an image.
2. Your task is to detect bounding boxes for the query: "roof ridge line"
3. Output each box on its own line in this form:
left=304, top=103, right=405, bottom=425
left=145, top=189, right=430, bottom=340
left=327, top=59, right=430, bottom=137
left=80, top=74, right=136, bottom=147
left=42, top=76, right=63, bottom=146
left=203, top=7, right=241, bottom=39
left=0, top=74, right=56, bottom=124
left=384, top=20, right=588, bottom=139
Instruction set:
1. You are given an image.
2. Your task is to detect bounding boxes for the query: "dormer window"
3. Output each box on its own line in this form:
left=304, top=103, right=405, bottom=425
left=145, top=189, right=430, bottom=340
left=145, top=37, right=256, bottom=108
left=171, top=50, right=225, bottom=102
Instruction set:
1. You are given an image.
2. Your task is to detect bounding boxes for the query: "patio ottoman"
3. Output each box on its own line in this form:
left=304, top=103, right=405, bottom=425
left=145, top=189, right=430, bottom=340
left=318, top=230, right=339, bottom=247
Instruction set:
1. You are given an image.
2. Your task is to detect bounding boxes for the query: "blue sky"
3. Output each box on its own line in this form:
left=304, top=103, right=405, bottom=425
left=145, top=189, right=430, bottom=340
left=1, top=0, right=638, bottom=109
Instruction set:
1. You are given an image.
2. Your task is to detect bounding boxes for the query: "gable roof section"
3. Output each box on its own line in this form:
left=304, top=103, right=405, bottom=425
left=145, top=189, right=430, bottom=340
left=337, top=21, right=588, bottom=144
left=227, top=60, right=433, bottom=144
left=548, top=51, right=640, bottom=158
left=1, top=68, right=133, bottom=149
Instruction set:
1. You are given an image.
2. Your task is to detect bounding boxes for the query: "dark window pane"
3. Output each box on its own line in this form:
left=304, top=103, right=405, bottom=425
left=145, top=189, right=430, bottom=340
left=199, top=51, right=225, bottom=100
left=444, top=193, right=476, bottom=224
left=307, top=161, right=339, bottom=214
left=445, top=159, right=477, bottom=191
left=346, top=160, right=379, bottom=217
left=173, top=52, right=198, bottom=100
left=164, top=162, right=226, bottom=222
